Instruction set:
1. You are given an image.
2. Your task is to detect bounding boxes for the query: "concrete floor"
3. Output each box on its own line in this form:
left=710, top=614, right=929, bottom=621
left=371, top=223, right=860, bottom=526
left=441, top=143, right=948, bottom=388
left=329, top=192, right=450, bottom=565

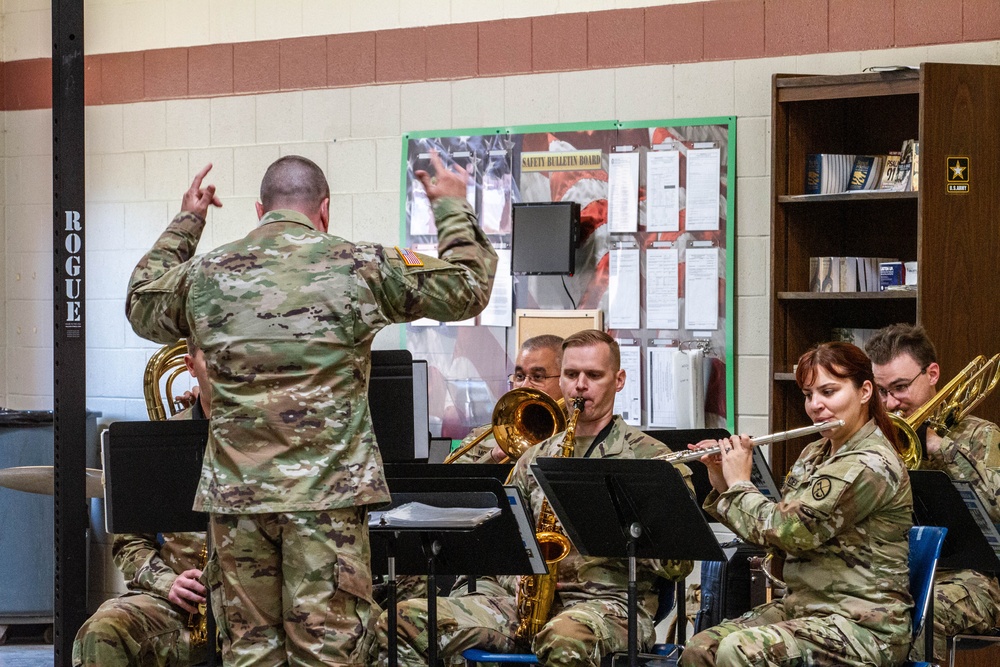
left=0, top=645, right=53, bottom=667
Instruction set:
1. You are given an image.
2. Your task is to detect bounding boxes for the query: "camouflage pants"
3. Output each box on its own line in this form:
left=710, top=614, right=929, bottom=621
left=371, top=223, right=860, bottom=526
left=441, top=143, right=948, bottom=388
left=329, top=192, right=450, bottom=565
left=71, top=591, right=209, bottom=667
left=908, top=568, right=1000, bottom=663
left=210, top=507, right=377, bottom=666
left=375, top=591, right=519, bottom=666
left=376, top=591, right=650, bottom=667
left=679, top=600, right=908, bottom=667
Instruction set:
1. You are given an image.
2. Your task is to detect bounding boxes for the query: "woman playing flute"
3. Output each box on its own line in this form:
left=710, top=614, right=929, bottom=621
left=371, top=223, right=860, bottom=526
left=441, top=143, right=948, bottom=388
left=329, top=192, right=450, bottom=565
left=680, top=342, right=913, bottom=667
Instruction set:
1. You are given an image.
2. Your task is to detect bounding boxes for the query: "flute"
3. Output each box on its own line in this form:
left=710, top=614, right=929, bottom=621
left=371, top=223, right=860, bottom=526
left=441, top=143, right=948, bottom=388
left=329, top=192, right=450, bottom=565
left=656, top=420, right=846, bottom=465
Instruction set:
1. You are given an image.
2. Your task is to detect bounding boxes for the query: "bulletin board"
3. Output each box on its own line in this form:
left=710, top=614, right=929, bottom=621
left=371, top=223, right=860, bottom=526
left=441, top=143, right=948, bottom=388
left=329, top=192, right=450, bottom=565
left=399, top=118, right=735, bottom=440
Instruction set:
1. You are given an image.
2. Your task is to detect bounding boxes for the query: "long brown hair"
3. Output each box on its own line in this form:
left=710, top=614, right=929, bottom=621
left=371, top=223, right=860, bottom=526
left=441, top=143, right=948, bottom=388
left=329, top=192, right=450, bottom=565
left=795, top=342, right=901, bottom=452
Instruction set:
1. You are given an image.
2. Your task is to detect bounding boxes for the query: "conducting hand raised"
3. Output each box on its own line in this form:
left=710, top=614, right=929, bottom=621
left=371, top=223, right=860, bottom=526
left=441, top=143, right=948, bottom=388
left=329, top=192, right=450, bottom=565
left=182, top=163, right=223, bottom=220
left=415, top=151, right=469, bottom=204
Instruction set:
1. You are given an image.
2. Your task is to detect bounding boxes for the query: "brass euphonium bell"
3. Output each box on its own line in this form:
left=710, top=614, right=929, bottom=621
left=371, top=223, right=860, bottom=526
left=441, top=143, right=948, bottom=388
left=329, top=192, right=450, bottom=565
left=443, top=388, right=567, bottom=463
left=889, top=354, right=1000, bottom=470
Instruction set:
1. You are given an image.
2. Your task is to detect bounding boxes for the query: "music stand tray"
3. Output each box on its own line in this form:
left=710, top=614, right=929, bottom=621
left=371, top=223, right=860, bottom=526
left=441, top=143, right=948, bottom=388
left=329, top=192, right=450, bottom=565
left=371, top=476, right=544, bottom=667
left=910, top=470, right=1000, bottom=574
left=531, top=457, right=726, bottom=667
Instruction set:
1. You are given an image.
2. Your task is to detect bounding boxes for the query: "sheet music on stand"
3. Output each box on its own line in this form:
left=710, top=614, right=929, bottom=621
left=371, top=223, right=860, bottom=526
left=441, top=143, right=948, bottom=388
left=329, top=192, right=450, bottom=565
left=953, top=480, right=1000, bottom=560
left=369, top=503, right=501, bottom=529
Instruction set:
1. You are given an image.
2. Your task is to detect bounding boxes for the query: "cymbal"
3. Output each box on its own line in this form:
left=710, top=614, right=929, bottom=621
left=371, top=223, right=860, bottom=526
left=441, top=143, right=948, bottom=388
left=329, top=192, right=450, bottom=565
left=0, top=466, right=104, bottom=498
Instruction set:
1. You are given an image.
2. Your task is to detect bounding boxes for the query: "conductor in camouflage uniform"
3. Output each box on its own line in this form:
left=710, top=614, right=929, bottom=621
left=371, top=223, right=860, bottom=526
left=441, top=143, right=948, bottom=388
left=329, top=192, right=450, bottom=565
left=448, top=334, right=564, bottom=464
left=681, top=342, right=913, bottom=667
left=125, top=154, right=497, bottom=666
left=868, top=324, right=1000, bottom=662
left=73, top=345, right=212, bottom=667
left=377, top=330, right=693, bottom=666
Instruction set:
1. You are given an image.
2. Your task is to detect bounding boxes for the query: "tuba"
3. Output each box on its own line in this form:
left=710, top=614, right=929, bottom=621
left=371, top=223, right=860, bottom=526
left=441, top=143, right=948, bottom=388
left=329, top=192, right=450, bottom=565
left=890, top=354, right=1000, bottom=470
left=143, top=340, right=209, bottom=650
left=443, top=388, right=566, bottom=464
left=513, top=397, right=584, bottom=644
left=143, top=339, right=190, bottom=420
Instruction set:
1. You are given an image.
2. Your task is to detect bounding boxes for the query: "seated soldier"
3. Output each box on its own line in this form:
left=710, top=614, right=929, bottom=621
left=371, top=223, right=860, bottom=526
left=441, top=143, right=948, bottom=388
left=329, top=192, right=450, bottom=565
left=73, top=343, right=212, bottom=667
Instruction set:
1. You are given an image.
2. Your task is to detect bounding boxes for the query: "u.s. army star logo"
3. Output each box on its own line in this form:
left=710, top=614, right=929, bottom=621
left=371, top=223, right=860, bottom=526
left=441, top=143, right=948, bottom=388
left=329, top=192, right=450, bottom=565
left=811, top=477, right=832, bottom=500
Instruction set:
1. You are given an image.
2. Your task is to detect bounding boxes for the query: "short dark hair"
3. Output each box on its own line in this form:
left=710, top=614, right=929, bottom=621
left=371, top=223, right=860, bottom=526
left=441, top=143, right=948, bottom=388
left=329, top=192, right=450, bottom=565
left=521, top=334, right=564, bottom=365
left=865, top=323, right=937, bottom=368
left=562, top=329, right=620, bottom=371
left=259, top=156, right=330, bottom=214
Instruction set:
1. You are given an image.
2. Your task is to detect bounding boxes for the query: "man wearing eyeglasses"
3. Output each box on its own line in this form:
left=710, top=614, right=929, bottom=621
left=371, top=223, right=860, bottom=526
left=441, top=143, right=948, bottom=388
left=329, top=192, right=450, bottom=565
left=867, top=323, right=1000, bottom=662
left=448, top=334, right=565, bottom=464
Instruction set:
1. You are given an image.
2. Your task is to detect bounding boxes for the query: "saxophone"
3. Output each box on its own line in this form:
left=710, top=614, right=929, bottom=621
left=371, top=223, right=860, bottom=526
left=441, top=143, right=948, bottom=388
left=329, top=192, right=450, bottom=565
left=514, top=397, right=585, bottom=644
left=187, top=542, right=209, bottom=650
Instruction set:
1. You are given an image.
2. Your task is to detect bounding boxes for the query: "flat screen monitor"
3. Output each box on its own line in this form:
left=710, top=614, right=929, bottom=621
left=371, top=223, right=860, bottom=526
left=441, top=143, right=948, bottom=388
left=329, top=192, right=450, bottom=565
left=511, top=201, right=580, bottom=275
left=369, top=350, right=429, bottom=462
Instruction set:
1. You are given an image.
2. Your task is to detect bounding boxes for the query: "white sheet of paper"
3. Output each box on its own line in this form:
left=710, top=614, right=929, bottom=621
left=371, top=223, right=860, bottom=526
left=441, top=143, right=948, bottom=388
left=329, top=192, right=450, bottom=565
left=409, top=181, right=436, bottom=236
left=685, top=148, right=721, bottom=231
left=646, top=247, right=679, bottom=330
left=674, top=348, right=705, bottom=429
left=481, top=172, right=510, bottom=234
left=646, top=347, right=677, bottom=428
left=646, top=150, right=680, bottom=232
left=684, top=247, right=719, bottom=331
left=614, top=345, right=642, bottom=426
left=479, top=248, right=513, bottom=328
left=608, top=152, right=639, bottom=233
left=609, top=246, right=640, bottom=329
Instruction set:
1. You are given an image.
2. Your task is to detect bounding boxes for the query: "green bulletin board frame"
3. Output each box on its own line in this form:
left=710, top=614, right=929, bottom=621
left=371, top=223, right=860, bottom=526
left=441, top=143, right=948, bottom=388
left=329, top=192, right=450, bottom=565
left=398, top=117, right=736, bottom=436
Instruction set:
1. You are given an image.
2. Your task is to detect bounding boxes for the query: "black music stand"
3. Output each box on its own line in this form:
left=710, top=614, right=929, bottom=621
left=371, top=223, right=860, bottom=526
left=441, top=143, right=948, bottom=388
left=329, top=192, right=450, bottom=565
left=370, top=476, right=544, bottom=667
left=910, top=470, right=1000, bottom=574
left=103, top=420, right=217, bottom=666
left=532, top=457, right=726, bottom=667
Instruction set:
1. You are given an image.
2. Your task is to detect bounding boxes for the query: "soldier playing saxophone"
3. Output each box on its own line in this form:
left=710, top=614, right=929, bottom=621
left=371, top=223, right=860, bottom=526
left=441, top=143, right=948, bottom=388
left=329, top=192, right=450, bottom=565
left=377, top=330, right=694, bottom=666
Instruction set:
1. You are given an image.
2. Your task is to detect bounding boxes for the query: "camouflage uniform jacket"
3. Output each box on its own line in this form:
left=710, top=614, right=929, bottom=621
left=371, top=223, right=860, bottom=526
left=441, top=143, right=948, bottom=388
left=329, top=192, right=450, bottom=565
left=126, top=199, right=497, bottom=513
left=510, top=416, right=694, bottom=623
left=707, top=420, right=913, bottom=649
left=450, top=424, right=497, bottom=464
left=919, top=415, right=1000, bottom=523
left=113, top=404, right=206, bottom=600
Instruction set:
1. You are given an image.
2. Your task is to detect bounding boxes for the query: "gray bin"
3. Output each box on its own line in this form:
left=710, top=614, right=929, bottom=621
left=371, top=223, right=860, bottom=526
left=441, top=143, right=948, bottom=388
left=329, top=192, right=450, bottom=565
left=0, top=410, right=99, bottom=623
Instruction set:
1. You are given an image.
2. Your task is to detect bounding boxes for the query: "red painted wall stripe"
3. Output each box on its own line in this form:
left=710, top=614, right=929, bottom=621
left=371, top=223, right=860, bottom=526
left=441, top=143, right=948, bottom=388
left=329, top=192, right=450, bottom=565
left=2, top=0, right=990, bottom=111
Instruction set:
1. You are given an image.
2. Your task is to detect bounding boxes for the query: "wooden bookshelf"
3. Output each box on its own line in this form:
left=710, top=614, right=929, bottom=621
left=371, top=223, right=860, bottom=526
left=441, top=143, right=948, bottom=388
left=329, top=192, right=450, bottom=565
left=768, top=63, right=1000, bottom=477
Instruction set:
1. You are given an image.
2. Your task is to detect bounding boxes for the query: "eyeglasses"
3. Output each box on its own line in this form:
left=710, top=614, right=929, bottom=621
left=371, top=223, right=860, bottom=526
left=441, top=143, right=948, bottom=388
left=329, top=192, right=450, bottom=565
left=508, top=372, right=560, bottom=387
left=876, top=366, right=928, bottom=399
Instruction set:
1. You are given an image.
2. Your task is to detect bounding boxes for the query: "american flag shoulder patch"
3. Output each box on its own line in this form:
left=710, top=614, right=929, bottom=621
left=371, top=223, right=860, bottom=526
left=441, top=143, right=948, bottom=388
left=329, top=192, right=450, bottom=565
left=395, top=246, right=424, bottom=267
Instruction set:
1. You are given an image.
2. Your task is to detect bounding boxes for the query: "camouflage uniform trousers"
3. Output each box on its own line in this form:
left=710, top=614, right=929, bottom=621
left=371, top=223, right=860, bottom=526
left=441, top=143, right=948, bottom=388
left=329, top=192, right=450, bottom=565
left=375, top=589, right=518, bottom=666
left=908, top=568, right=1000, bottom=663
left=210, top=507, right=377, bottom=666
left=376, top=593, right=649, bottom=667
left=679, top=600, right=909, bottom=667
left=72, top=592, right=209, bottom=667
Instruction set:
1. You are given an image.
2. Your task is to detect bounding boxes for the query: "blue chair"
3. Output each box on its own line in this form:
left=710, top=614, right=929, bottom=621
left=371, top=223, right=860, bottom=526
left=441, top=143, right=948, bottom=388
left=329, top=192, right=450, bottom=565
left=463, top=648, right=539, bottom=664
left=904, top=525, right=948, bottom=667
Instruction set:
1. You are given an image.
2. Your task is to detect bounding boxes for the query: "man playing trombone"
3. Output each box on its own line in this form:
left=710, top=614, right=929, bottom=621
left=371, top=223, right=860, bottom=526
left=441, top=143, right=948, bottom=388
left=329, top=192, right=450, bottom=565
left=447, top=334, right=565, bottom=464
left=867, top=323, right=1000, bottom=662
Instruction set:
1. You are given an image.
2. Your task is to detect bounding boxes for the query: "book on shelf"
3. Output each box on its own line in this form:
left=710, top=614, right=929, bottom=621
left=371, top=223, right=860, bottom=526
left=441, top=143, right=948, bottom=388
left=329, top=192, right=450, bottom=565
left=831, top=327, right=879, bottom=349
left=805, top=153, right=856, bottom=194
left=810, top=257, right=898, bottom=292
left=899, top=139, right=917, bottom=191
left=847, top=155, right=885, bottom=191
left=878, top=150, right=908, bottom=192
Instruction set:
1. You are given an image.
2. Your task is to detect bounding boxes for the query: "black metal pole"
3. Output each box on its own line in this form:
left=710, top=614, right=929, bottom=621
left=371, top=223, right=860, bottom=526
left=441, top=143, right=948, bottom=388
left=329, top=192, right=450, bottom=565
left=52, top=1, right=88, bottom=663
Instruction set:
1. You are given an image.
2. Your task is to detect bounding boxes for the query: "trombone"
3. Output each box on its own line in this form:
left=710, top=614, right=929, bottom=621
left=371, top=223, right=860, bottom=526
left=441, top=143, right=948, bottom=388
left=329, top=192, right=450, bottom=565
left=890, top=354, right=1000, bottom=470
left=443, top=388, right=566, bottom=464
